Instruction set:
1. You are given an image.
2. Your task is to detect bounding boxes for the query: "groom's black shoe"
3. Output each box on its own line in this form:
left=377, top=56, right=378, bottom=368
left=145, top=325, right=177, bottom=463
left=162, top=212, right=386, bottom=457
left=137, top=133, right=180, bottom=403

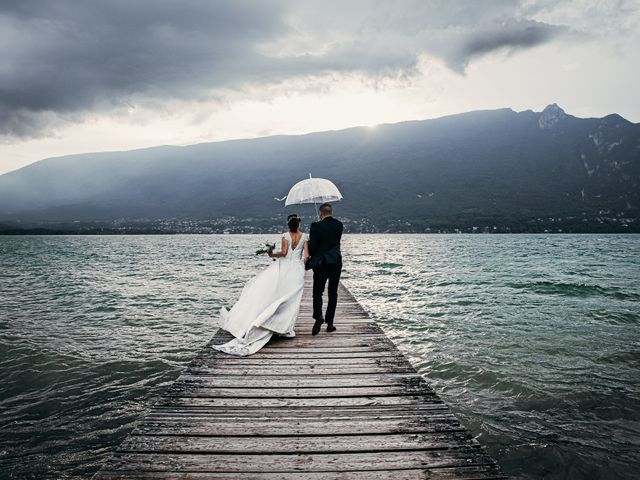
left=326, top=323, right=336, bottom=333
left=312, top=318, right=324, bottom=336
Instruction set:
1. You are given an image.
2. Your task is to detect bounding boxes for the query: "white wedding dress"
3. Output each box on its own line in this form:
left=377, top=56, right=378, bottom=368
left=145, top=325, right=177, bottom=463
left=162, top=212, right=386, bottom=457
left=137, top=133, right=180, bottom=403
left=212, top=231, right=308, bottom=356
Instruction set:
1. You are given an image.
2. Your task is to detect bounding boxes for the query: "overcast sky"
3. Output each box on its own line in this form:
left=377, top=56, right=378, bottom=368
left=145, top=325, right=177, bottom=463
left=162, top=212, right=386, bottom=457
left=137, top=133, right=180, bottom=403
left=1, top=0, right=638, bottom=174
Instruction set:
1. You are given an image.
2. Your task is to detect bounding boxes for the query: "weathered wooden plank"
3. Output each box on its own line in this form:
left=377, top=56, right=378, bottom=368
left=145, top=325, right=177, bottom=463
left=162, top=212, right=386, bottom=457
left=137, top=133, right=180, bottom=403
left=291, top=323, right=383, bottom=332
left=156, top=395, right=442, bottom=409
left=164, top=385, right=435, bottom=398
left=294, top=316, right=373, bottom=320
left=145, top=409, right=455, bottom=420
left=132, top=416, right=464, bottom=436
left=119, top=431, right=476, bottom=454
left=183, top=366, right=414, bottom=375
left=185, top=366, right=417, bottom=376
left=141, top=415, right=459, bottom=430
left=148, top=405, right=450, bottom=418
left=257, top=335, right=394, bottom=346
left=100, top=448, right=495, bottom=472
left=186, top=362, right=415, bottom=373
left=189, top=357, right=412, bottom=368
left=96, top=466, right=507, bottom=479
left=174, top=373, right=424, bottom=388
left=294, top=317, right=374, bottom=323
left=235, top=346, right=395, bottom=354
left=196, top=350, right=404, bottom=359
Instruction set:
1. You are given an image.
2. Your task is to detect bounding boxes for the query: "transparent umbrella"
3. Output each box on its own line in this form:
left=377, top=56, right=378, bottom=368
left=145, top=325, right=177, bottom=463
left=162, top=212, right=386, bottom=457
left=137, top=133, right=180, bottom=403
left=276, top=174, right=343, bottom=219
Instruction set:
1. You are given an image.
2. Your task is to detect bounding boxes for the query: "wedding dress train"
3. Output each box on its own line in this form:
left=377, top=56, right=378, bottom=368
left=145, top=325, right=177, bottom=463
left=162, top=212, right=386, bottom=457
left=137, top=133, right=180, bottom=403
left=212, top=231, right=307, bottom=356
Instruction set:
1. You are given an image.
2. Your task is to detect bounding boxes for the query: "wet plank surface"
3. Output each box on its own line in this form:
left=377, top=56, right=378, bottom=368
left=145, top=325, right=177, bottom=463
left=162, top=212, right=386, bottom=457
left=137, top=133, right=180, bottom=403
left=93, top=275, right=506, bottom=479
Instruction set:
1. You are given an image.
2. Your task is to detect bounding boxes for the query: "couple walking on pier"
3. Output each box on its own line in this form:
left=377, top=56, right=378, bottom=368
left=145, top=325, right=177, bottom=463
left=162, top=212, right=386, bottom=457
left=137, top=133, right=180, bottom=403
left=213, top=203, right=343, bottom=356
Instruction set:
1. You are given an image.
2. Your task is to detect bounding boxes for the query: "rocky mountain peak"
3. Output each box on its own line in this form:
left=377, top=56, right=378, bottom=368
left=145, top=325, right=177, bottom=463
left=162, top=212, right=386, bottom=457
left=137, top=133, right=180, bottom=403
left=538, top=103, right=567, bottom=129
left=542, top=103, right=566, bottom=115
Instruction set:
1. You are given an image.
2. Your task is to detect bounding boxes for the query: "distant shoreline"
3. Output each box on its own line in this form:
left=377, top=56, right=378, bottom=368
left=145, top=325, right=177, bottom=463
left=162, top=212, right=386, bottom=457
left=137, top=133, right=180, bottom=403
left=2, top=217, right=638, bottom=235
left=1, top=229, right=638, bottom=235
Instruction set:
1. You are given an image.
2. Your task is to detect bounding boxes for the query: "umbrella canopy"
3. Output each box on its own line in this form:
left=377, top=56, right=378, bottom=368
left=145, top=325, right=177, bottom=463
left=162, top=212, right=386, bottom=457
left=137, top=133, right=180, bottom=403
left=283, top=177, right=343, bottom=206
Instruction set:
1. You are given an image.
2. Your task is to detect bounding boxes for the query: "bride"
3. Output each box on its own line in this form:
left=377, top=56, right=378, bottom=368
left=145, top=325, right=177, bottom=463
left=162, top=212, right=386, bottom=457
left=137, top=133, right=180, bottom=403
left=212, top=214, right=309, bottom=356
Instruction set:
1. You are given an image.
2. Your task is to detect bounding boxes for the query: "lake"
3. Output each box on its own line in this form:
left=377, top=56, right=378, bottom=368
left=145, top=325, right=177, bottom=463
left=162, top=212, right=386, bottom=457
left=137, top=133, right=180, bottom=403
left=0, top=234, right=638, bottom=479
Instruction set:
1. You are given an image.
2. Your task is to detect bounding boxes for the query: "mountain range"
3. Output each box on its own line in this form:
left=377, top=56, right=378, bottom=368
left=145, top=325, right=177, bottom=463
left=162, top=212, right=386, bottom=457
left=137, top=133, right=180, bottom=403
left=0, top=104, right=638, bottom=233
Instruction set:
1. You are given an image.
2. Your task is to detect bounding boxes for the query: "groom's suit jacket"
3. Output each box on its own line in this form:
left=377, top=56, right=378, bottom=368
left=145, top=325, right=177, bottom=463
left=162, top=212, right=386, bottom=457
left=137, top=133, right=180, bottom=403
left=307, top=216, right=343, bottom=270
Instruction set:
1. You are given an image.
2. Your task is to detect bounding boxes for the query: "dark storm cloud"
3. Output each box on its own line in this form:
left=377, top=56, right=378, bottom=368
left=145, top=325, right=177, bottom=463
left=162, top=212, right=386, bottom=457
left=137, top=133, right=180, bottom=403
left=0, top=1, right=292, bottom=136
left=0, top=0, right=577, bottom=138
left=450, top=19, right=571, bottom=72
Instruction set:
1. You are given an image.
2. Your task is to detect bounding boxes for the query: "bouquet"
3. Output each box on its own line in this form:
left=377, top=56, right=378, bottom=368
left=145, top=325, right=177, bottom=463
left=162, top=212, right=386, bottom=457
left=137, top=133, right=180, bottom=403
left=256, top=242, right=276, bottom=256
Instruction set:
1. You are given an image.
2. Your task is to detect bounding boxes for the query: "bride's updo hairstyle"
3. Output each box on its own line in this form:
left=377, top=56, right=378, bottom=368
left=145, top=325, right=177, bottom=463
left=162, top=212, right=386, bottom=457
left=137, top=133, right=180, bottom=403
left=287, top=214, right=300, bottom=232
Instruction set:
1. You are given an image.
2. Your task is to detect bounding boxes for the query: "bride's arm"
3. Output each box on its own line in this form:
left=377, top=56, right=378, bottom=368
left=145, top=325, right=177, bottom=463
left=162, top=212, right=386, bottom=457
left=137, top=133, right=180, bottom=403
left=269, top=236, right=289, bottom=258
left=303, top=238, right=310, bottom=263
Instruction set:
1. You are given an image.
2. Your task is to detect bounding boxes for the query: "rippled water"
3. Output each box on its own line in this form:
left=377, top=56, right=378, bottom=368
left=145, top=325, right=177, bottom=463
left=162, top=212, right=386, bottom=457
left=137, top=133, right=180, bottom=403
left=0, top=234, right=639, bottom=479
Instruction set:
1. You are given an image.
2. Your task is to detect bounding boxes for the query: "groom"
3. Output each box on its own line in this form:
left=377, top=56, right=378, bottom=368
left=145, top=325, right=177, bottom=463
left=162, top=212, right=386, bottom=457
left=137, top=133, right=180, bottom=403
left=306, top=203, right=344, bottom=336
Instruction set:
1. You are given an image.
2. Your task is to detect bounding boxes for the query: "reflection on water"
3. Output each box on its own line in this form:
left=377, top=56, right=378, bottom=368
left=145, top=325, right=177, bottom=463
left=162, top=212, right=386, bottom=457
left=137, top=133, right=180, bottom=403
left=0, top=234, right=639, bottom=479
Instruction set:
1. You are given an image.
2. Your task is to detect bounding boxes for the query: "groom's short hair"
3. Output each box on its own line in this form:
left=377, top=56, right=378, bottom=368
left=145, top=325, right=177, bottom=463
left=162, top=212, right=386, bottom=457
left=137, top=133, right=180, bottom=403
left=319, top=203, right=332, bottom=215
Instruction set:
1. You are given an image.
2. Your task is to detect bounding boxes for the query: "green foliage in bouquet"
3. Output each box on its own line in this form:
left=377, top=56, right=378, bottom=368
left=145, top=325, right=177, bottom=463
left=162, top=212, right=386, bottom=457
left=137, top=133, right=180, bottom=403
left=256, top=242, right=276, bottom=256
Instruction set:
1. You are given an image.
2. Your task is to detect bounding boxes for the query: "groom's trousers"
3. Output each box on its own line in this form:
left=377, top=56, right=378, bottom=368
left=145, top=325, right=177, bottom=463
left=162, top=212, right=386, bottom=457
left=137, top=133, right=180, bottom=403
left=312, top=262, right=342, bottom=325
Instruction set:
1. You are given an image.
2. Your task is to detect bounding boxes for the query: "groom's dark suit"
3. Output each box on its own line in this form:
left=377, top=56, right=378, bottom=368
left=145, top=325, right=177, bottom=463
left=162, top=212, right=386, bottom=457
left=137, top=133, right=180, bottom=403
left=307, top=216, right=343, bottom=326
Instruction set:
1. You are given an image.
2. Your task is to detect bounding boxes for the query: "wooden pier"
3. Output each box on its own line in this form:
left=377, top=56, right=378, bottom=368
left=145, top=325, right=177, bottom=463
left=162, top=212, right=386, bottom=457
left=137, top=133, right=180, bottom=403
left=93, top=276, right=506, bottom=479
